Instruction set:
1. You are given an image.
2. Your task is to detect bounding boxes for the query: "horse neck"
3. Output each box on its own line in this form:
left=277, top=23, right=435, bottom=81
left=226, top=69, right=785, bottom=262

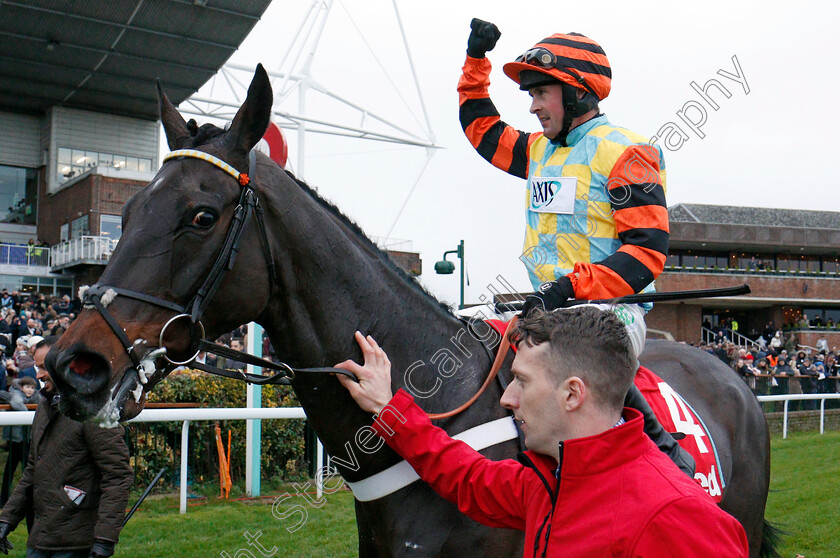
left=260, top=173, right=466, bottom=367
left=257, top=171, right=494, bottom=466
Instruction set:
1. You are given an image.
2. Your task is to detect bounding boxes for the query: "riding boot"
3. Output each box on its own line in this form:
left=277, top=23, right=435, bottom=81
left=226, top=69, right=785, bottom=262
left=624, top=384, right=696, bottom=477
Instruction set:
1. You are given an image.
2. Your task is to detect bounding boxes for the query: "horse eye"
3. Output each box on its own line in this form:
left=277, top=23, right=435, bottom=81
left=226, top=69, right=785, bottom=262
left=191, top=210, right=216, bottom=228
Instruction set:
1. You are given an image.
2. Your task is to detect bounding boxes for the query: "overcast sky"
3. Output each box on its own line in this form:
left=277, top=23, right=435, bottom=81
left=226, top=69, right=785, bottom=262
left=185, top=0, right=840, bottom=308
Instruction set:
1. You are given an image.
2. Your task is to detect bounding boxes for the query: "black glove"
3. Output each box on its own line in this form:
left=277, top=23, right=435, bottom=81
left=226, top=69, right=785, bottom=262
left=0, top=522, right=13, bottom=555
left=467, top=18, right=501, bottom=58
left=90, top=539, right=115, bottom=558
left=520, top=278, right=575, bottom=318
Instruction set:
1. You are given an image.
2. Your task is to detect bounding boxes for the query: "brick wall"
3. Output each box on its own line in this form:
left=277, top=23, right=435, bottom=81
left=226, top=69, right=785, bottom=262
left=38, top=174, right=145, bottom=244
left=644, top=271, right=840, bottom=343
left=386, top=250, right=422, bottom=276
left=645, top=302, right=702, bottom=341
left=656, top=271, right=840, bottom=301
left=764, top=409, right=840, bottom=434
left=794, top=331, right=840, bottom=351
left=38, top=174, right=94, bottom=245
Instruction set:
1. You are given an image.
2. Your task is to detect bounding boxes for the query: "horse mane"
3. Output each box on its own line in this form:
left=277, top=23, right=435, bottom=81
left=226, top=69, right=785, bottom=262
left=281, top=169, right=455, bottom=316
left=182, top=123, right=455, bottom=315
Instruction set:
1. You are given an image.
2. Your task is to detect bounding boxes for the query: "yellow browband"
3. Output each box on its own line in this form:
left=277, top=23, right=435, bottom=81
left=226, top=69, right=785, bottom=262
left=162, top=149, right=250, bottom=186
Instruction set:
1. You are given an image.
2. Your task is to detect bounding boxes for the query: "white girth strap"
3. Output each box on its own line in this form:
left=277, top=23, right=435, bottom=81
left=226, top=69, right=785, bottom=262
left=346, top=416, right=519, bottom=502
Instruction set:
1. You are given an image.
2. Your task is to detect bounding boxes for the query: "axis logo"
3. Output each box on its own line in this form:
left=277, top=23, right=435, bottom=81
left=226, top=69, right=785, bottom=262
left=529, top=176, right=575, bottom=214
left=531, top=179, right=559, bottom=208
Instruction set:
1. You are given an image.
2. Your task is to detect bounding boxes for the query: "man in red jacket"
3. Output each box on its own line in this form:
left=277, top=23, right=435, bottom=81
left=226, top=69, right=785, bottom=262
left=336, top=307, right=749, bottom=557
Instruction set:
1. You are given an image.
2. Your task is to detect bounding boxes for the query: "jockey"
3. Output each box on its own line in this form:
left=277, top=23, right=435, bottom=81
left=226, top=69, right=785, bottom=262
left=459, top=20, right=694, bottom=475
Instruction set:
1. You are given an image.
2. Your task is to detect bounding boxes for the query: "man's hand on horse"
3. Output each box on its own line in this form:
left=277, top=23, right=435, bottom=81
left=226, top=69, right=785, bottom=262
left=335, top=331, right=393, bottom=415
left=520, top=277, right=575, bottom=317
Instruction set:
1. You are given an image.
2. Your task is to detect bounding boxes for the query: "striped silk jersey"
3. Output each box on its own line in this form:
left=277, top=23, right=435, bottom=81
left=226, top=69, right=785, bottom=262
left=459, top=56, right=669, bottom=302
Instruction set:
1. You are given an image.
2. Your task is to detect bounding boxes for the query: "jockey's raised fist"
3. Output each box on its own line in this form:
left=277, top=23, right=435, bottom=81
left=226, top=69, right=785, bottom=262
left=467, top=18, right=501, bottom=58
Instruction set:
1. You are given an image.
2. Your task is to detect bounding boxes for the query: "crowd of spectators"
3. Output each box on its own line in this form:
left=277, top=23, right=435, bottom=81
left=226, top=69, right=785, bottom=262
left=0, top=290, right=83, bottom=502
left=0, top=290, right=80, bottom=389
left=0, top=290, right=273, bottom=507
left=697, top=322, right=839, bottom=410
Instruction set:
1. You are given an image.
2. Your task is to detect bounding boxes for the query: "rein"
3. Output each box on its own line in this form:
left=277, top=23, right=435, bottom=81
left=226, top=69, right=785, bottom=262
left=426, top=316, right=516, bottom=420
left=82, top=149, right=355, bottom=387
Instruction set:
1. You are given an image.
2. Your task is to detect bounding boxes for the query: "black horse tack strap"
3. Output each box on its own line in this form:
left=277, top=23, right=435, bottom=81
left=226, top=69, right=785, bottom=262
left=159, top=149, right=277, bottom=322
left=81, top=148, right=355, bottom=390
left=191, top=339, right=356, bottom=385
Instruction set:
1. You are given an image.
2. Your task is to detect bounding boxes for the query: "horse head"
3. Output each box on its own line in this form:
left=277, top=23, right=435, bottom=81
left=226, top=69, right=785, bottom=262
left=46, top=65, right=275, bottom=423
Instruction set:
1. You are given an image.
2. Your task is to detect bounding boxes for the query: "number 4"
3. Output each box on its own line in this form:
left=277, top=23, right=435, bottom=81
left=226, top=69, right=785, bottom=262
left=657, top=382, right=708, bottom=453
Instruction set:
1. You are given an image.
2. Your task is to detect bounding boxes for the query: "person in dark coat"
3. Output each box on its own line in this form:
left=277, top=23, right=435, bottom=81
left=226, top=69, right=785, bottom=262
left=0, top=336, right=133, bottom=557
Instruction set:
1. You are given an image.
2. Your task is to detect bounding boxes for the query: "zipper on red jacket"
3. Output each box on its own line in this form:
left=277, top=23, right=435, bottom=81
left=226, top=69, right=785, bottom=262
left=540, top=441, right=563, bottom=558
left=519, top=441, right=564, bottom=558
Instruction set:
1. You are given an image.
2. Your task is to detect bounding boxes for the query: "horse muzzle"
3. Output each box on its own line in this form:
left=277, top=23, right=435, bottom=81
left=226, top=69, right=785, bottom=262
left=46, top=345, right=148, bottom=424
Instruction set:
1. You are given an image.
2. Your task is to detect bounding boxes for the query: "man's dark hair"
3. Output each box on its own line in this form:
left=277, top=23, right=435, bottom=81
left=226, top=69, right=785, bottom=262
left=511, top=306, right=636, bottom=411
left=34, top=335, right=59, bottom=352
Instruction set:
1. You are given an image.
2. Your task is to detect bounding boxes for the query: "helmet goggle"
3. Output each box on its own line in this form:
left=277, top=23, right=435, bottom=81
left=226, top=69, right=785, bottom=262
left=515, top=47, right=558, bottom=68
left=514, top=46, right=596, bottom=96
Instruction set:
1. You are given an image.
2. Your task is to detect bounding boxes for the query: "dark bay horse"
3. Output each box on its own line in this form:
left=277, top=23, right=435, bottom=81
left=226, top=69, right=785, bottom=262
left=46, top=65, right=775, bottom=557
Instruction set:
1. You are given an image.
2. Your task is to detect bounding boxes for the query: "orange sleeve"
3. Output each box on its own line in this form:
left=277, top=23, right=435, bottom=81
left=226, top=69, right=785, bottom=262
left=458, top=56, right=536, bottom=179
left=567, top=144, right=669, bottom=299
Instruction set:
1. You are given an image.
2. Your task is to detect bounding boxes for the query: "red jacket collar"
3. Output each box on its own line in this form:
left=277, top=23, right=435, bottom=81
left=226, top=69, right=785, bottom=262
left=522, top=408, right=649, bottom=478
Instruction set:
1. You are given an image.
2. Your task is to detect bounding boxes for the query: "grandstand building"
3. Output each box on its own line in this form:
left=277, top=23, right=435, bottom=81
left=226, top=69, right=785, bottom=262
left=0, top=1, right=273, bottom=294
left=0, top=2, right=422, bottom=295
left=647, top=204, right=840, bottom=349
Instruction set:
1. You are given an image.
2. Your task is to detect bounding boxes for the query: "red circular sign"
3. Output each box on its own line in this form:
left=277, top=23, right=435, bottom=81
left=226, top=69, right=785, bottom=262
left=257, top=121, right=288, bottom=168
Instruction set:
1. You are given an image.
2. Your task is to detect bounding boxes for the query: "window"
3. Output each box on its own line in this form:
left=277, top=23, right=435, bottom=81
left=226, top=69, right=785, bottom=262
left=675, top=250, right=729, bottom=269
left=100, top=214, right=122, bottom=241
left=0, top=164, right=37, bottom=224
left=56, top=146, right=153, bottom=185
left=60, top=223, right=69, bottom=243
left=71, top=215, right=89, bottom=239
left=823, top=257, right=840, bottom=273
left=736, top=253, right=775, bottom=271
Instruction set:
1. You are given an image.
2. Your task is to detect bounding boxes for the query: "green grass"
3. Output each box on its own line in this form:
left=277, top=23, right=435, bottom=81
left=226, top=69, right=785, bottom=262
left=7, top=487, right=359, bottom=557
left=765, top=430, right=840, bottom=558
left=1, top=431, right=837, bottom=556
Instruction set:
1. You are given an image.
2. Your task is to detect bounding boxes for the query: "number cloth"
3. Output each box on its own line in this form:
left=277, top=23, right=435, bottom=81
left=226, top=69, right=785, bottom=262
left=634, top=366, right=726, bottom=501
left=371, top=389, right=748, bottom=557
left=458, top=55, right=669, bottom=300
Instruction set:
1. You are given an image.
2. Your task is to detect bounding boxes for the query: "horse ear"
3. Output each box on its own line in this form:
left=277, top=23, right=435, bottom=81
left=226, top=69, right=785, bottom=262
left=227, top=64, right=273, bottom=153
left=157, top=79, right=190, bottom=151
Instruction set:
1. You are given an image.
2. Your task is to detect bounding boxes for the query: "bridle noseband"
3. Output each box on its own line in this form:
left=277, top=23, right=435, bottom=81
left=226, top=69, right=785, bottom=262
left=80, top=149, right=355, bottom=386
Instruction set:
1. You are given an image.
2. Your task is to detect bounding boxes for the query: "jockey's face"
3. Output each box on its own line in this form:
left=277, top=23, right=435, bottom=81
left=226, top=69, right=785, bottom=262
left=501, top=342, right=569, bottom=460
left=528, top=84, right=566, bottom=140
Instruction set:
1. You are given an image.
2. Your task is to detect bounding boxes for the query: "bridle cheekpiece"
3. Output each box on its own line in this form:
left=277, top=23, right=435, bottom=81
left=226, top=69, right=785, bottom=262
left=80, top=149, right=354, bottom=387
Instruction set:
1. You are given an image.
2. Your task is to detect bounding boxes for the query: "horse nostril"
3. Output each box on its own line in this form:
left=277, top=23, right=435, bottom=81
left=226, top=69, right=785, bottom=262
left=70, top=354, right=95, bottom=376
left=65, top=352, right=111, bottom=395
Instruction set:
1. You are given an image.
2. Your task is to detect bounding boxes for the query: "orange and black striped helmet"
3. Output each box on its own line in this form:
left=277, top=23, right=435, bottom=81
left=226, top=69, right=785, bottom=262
left=503, top=33, right=611, bottom=100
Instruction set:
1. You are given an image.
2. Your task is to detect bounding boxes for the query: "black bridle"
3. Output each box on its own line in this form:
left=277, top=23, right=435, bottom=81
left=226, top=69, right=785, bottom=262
left=81, top=149, right=356, bottom=386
